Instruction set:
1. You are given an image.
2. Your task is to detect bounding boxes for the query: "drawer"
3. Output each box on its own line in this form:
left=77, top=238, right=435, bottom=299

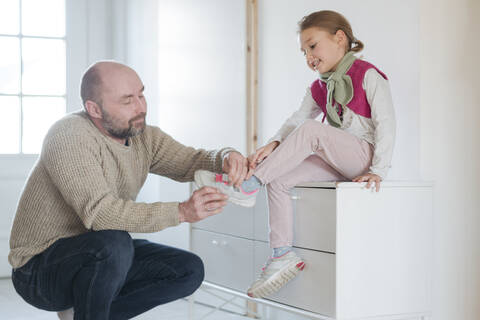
left=254, top=241, right=336, bottom=317
left=194, top=187, right=269, bottom=240
left=254, top=187, right=336, bottom=252
left=191, top=229, right=254, bottom=292
left=193, top=201, right=254, bottom=239
left=192, top=188, right=258, bottom=239
left=293, top=187, right=336, bottom=252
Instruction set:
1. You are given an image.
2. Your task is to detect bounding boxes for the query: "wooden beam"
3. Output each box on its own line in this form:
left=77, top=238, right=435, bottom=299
left=246, top=0, right=258, bottom=155
left=246, top=1, right=259, bottom=316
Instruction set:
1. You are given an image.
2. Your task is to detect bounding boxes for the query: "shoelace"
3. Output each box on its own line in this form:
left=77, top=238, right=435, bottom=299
left=258, top=258, right=278, bottom=278
left=215, top=173, right=242, bottom=192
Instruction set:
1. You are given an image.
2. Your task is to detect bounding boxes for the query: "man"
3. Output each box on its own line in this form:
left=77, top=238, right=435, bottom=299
left=9, top=61, right=249, bottom=320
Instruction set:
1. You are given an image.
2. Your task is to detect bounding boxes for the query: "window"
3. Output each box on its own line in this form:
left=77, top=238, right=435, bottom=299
left=0, top=0, right=66, bottom=154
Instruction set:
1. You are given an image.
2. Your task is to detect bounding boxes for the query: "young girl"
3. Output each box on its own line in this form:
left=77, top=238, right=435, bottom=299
left=195, top=10, right=395, bottom=298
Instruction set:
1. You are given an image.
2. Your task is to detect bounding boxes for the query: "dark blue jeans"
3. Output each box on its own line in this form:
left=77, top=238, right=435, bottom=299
left=12, top=230, right=204, bottom=320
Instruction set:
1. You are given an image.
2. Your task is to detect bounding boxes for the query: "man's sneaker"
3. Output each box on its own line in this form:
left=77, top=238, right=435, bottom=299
left=194, top=170, right=259, bottom=207
left=57, top=308, right=74, bottom=320
left=247, top=251, right=305, bottom=299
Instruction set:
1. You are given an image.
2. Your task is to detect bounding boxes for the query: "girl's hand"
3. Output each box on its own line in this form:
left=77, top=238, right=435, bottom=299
left=246, top=141, right=280, bottom=179
left=352, top=173, right=382, bottom=192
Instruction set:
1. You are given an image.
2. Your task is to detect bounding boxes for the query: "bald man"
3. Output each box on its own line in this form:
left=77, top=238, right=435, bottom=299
left=9, top=61, right=249, bottom=320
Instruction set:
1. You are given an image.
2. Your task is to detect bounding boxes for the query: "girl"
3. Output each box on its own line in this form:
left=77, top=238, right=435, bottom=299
left=195, top=10, right=395, bottom=298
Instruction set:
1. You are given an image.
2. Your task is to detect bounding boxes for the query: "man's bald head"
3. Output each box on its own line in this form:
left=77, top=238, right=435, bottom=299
left=80, top=61, right=147, bottom=143
left=80, top=61, right=137, bottom=108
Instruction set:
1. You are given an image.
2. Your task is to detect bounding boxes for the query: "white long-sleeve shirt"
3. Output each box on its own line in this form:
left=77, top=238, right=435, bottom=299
left=269, top=68, right=396, bottom=179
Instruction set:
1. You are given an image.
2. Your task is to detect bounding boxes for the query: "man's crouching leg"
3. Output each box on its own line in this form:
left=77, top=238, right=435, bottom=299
left=108, top=240, right=204, bottom=319
left=12, top=230, right=134, bottom=320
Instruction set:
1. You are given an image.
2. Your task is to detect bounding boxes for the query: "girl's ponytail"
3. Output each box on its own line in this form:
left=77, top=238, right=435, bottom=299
left=350, top=38, right=364, bottom=53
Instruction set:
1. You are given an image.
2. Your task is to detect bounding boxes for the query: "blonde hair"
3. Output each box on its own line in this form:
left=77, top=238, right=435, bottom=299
left=298, top=10, right=364, bottom=53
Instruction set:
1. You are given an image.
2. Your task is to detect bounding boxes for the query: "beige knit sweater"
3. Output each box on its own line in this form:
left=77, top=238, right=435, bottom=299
left=9, top=111, right=232, bottom=269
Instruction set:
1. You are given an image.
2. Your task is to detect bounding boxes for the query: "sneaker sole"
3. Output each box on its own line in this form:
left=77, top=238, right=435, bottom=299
left=228, top=195, right=256, bottom=208
left=247, top=258, right=305, bottom=298
left=194, top=170, right=257, bottom=208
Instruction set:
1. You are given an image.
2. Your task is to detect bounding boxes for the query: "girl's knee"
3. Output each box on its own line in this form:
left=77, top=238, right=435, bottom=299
left=300, top=119, right=325, bottom=131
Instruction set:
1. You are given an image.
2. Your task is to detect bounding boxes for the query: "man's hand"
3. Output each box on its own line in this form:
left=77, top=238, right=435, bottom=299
left=178, top=187, right=228, bottom=223
left=352, top=173, right=382, bottom=192
left=222, top=151, right=249, bottom=188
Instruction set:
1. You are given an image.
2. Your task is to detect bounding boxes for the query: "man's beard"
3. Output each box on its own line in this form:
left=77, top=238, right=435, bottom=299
left=101, top=107, right=146, bottom=139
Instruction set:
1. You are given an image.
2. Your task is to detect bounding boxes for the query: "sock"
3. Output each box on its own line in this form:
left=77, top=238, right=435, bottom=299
left=272, top=246, right=292, bottom=258
left=241, top=175, right=262, bottom=193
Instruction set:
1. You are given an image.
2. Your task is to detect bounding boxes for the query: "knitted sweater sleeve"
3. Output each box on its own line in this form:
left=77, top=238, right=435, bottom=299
left=41, top=130, right=180, bottom=233
left=147, top=127, right=235, bottom=182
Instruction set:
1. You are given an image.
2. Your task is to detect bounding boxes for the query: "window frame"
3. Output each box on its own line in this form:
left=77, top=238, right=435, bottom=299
left=0, top=0, right=67, bottom=155
left=0, top=0, right=90, bottom=173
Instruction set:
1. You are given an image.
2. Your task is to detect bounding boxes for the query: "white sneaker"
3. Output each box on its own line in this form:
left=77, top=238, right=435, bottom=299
left=247, top=251, right=305, bottom=299
left=194, top=170, right=259, bottom=207
left=57, top=308, right=74, bottom=320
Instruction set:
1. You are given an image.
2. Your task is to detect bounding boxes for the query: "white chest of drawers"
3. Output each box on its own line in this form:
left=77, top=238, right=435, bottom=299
left=190, top=181, right=433, bottom=320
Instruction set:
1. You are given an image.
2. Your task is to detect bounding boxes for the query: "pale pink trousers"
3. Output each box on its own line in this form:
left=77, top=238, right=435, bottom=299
left=254, top=120, right=373, bottom=248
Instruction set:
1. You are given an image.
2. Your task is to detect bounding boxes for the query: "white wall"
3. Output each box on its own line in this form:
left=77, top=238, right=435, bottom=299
left=126, top=0, right=247, bottom=250
left=155, top=0, right=246, bottom=153
left=258, top=0, right=420, bottom=181
left=419, top=0, right=480, bottom=319
left=66, top=0, right=121, bottom=111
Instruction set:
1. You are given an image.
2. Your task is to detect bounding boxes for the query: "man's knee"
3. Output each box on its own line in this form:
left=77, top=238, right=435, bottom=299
left=85, top=230, right=134, bottom=273
left=182, top=252, right=205, bottom=296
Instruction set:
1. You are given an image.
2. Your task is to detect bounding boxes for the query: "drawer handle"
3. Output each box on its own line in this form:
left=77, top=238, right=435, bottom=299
left=211, top=240, right=228, bottom=247
left=290, top=195, right=300, bottom=200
